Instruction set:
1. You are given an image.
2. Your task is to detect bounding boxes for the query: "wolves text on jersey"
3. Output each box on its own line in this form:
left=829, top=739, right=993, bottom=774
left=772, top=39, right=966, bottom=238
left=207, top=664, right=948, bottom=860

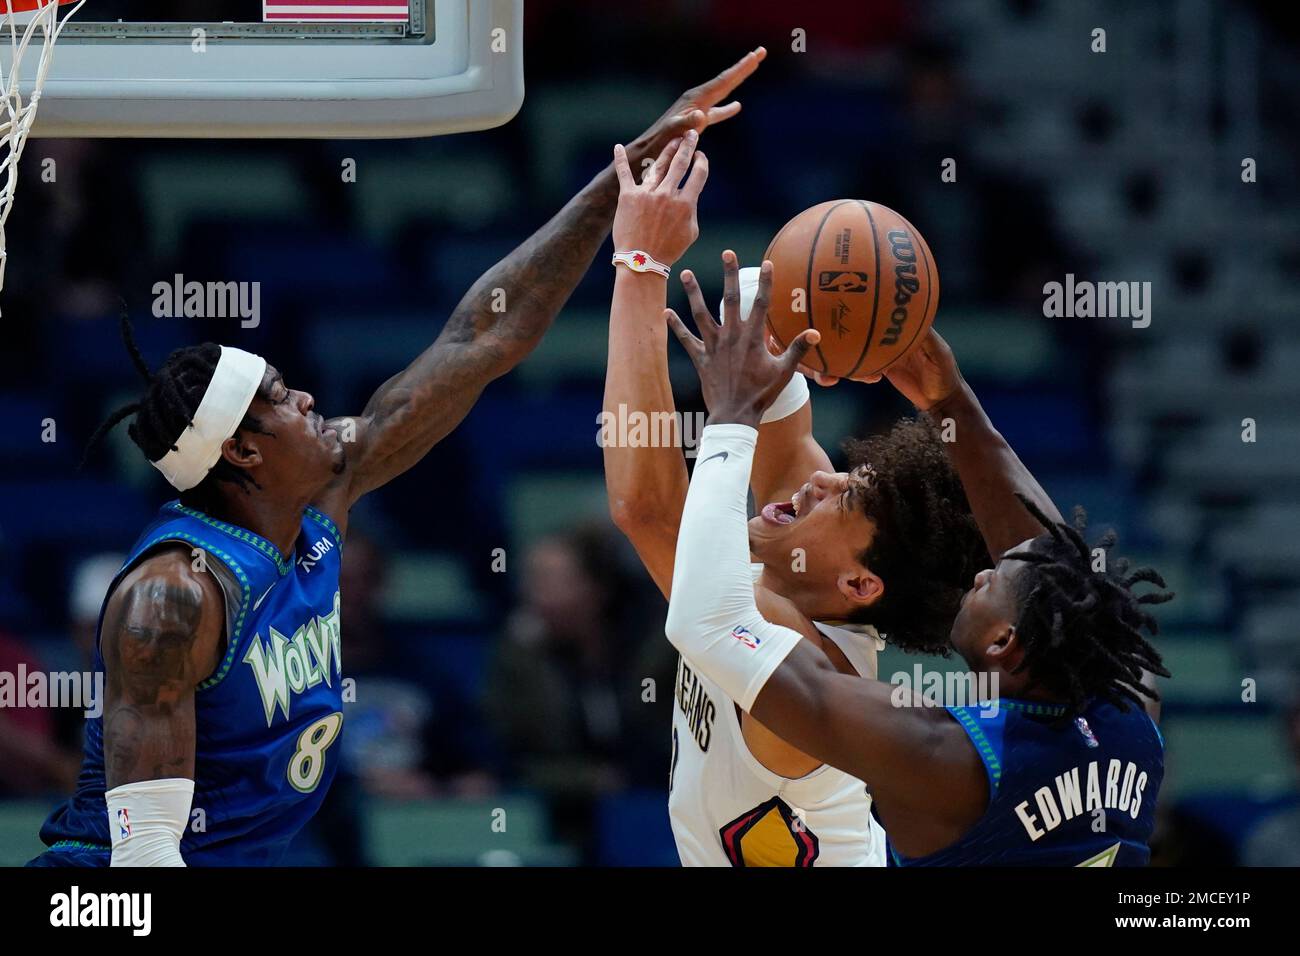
left=243, top=590, right=343, bottom=726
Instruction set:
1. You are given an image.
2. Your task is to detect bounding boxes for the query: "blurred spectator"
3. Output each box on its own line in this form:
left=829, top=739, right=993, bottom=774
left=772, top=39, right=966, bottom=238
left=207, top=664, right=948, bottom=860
left=68, top=554, right=124, bottom=665
left=0, top=630, right=80, bottom=796
left=485, top=522, right=674, bottom=857
left=340, top=530, right=497, bottom=799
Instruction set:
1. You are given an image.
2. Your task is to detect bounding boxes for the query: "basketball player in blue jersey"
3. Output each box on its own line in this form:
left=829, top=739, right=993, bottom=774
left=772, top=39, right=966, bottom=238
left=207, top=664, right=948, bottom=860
left=27, top=49, right=770, bottom=867
left=660, top=255, right=1172, bottom=866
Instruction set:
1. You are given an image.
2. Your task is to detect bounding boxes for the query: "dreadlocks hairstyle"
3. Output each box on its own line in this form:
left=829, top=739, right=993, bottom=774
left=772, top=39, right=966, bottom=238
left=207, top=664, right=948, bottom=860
left=841, top=417, right=990, bottom=655
left=80, top=312, right=271, bottom=508
left=1002, top=493, right=1173, bottom=720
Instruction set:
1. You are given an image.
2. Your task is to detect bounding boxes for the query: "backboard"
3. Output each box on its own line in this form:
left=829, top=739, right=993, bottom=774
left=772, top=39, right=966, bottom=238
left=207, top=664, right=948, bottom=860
left=1, top=0, right=524, bottom=138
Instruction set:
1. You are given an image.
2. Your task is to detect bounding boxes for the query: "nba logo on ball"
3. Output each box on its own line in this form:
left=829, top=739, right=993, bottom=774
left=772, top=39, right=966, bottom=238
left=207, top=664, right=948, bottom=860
left=731, top=625, right=760, bottom=649
left=118, top=807, right=131, bottom=839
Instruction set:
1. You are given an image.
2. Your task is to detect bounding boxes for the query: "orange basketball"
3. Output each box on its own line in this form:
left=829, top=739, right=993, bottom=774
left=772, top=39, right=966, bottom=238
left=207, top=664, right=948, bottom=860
left=762, top=200, right=939, bottom=381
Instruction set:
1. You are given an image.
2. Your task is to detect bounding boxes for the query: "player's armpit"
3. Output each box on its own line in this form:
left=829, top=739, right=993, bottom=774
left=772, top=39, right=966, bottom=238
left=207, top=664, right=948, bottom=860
left=100, top=550, right=223, bottom=788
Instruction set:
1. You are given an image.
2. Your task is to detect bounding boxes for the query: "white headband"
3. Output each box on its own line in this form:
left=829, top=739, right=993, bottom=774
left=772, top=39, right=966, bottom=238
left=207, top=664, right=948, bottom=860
left=152, top=346, right=267, bottom=492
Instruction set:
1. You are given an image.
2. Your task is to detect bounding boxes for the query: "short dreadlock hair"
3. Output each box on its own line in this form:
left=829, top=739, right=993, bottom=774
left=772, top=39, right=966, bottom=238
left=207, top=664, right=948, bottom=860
left=81, top=313, right=271, bottom=508
left=841, top=417, right=989, bottom=654
left=1002, top=493, right=1172, bottom=720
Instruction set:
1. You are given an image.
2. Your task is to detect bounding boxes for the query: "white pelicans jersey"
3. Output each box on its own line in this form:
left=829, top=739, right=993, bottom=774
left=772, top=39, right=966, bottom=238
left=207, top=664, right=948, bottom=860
left=667, top=573, right=888, bottom=867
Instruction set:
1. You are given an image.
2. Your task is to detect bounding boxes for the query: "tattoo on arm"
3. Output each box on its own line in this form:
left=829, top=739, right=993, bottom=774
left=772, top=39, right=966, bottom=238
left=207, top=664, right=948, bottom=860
left=348, top=167, right=622, bottom=499
left=102, top=571, right=207, bottom=787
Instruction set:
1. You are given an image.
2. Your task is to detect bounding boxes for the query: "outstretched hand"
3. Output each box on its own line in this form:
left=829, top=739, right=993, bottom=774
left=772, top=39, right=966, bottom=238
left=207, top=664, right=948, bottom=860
left=878, top=328, right=963, bottom=412
left=626, top=48, right=766, bottom=170
left=666, top=251, right=820, bottom=428
left=612, top=131, right=708, bottom=266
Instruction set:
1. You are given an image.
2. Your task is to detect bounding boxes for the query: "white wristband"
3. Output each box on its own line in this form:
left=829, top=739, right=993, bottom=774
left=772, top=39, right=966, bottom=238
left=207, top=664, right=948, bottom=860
left=612, top=250, right=671, bottom=278
left=106, top=777, right=193, bottom=867
left=720, top=267, right=810, bottom=423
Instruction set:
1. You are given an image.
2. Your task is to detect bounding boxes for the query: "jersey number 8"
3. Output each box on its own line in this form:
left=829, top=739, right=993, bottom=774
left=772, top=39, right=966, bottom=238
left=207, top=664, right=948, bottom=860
left=288, top=712, right=344, bottom=793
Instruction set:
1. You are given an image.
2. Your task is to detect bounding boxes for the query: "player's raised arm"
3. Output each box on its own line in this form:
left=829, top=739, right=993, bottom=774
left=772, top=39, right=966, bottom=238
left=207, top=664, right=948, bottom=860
left=99, top=548, right=225, bottom=866
left=880, top=335, right=1172, bottom=723
left=877, top=329, right=1064, bottom=562
left=323, top=49, right=768, bottom=515
left=602, top=134, right=708, bottom=597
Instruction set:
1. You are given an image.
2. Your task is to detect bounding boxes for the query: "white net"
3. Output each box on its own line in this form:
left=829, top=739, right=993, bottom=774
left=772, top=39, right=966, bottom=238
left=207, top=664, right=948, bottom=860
left=0, top=0, right=84, bottom=299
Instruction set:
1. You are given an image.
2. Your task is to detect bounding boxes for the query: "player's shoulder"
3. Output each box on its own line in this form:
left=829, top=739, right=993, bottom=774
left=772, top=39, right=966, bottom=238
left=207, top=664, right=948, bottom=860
left=103, top=544, right=224, bottom=639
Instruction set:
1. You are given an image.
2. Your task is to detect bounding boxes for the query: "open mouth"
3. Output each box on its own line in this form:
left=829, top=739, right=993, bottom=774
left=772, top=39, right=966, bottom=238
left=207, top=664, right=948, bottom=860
left=759, top=497, right=800, bottom=526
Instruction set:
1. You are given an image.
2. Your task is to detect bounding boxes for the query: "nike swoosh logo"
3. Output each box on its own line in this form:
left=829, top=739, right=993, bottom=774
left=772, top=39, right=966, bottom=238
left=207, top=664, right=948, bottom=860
left=699, top=451, right=729, bottom=466
left=252, top=584, right=275, bottom=611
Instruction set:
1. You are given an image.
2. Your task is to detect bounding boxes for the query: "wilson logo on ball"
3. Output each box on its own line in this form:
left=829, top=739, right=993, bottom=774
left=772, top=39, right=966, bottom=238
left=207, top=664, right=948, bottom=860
left=881, top=230, right=921, bottom=347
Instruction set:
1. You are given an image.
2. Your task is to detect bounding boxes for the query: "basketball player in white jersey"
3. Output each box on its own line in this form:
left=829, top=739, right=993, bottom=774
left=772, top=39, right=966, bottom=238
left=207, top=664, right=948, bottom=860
left=604, top=137, right=988, bottom=865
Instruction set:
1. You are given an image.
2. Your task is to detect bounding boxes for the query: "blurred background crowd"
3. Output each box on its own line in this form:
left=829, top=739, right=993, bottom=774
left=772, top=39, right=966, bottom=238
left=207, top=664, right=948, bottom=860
left=0, top=0, right=1297, bottom=865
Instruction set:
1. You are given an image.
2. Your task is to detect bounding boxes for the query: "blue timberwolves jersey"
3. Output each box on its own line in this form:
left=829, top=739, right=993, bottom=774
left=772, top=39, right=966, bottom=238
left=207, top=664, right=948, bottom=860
left=892, top=698, right=1163, bottom=866
left=38, top=501, right=344, bottom=866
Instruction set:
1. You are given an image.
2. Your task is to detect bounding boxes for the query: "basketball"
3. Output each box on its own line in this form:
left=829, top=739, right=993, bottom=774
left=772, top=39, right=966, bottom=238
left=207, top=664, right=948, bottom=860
left=762, top=199, right=940, bottom=381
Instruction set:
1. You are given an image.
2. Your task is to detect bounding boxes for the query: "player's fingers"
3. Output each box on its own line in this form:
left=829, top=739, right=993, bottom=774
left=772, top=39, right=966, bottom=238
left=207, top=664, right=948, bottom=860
left=642, top=136, right=681, bottom=188
left=681, top=150, right=709, bottom=200
left=658, top=128, right=699, bottom=192
left=782, top=329, right=822, bottom=375
left=748, top=259, right=773, bottom=333
left=811, top=369, right=840, bottom=387
left=680, top=270, right=718, bottom=339
left=665, top=308, right=705, bottom=360
left=863, top=373, right=883, bottom=384
left=613, top=144, right=635, bottom=191
left=695, top=47, right=766, bottom=105
left=720, top=250, right=741, bottom=328
left=704, top=101, right=742, bottom=126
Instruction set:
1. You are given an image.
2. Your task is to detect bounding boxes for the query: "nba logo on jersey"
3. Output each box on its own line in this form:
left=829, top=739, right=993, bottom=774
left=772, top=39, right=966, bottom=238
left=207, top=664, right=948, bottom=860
left=117, top=808, right=131, bottom=839
left=731, top=625, right=760, bottom=649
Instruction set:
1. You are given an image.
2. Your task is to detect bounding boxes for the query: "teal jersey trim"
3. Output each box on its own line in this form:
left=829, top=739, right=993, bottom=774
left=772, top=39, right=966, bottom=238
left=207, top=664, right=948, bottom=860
left=998, top=699, right=1068, bottom=717
left=1146, top=711, right=1165, bottom=750
left=304, top=506, right=343, bottom=548
left=49, top=839, right=111, bottom=851
left=951, top=707, right=1004, bottom=791
left=168, top=502, right=294, bottom=576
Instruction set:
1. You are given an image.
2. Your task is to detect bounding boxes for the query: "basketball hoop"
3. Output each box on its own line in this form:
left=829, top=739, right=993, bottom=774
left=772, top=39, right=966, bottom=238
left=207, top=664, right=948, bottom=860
left=0, top=0, right=83, bottom=298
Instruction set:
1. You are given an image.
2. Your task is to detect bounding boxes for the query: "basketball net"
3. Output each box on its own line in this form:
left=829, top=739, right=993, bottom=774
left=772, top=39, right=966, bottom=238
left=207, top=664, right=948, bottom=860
left=0, top=0, right=84, bottom=299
